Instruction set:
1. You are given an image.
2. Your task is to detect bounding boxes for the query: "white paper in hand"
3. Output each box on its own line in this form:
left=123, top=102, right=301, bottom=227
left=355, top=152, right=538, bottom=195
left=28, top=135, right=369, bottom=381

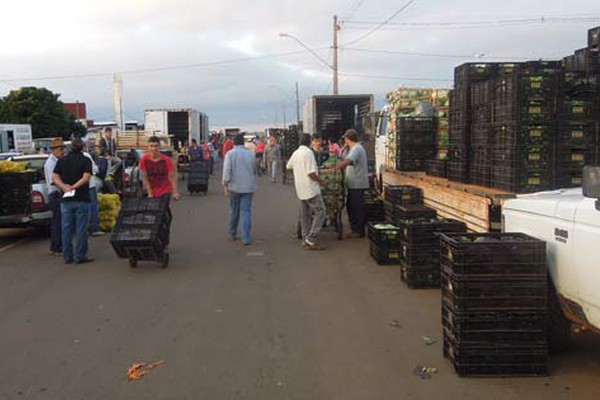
left=63, top=190, right=76, bottom=198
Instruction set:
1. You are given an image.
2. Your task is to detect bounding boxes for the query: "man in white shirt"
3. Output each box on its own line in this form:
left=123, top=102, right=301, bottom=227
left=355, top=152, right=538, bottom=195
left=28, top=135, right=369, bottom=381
left=286, top=134, right=327, bottom=250
left=84, top=150, right=105, bottom=237
left=43, top=138, right=65, bottom=255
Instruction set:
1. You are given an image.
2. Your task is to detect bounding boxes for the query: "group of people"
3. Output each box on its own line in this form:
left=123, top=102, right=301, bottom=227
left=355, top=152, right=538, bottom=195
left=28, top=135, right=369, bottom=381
left=44, top=127, right=180, bottom=265
left=222, top=129, right=369, bottom=251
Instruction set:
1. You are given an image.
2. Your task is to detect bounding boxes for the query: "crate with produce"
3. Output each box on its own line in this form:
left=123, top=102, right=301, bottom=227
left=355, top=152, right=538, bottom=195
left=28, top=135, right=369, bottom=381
left=0, top=161, right=35, bottom=218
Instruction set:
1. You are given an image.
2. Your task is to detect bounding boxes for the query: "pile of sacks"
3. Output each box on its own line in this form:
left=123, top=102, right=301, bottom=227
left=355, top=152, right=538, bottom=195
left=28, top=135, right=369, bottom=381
left=98, top=193, right=121, bottom=232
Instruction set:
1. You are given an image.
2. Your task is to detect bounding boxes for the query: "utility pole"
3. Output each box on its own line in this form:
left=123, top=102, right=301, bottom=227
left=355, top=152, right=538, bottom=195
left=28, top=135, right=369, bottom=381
left=295, top=81, right=300, bottom=126
left=332, top=15, right=340, bottom=95
left=113, top=73, right=124, bottom=132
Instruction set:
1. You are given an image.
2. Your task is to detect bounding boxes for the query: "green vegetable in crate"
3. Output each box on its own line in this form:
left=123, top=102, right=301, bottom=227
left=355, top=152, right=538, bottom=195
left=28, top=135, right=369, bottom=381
left=0, top=160, right=28, bottom=174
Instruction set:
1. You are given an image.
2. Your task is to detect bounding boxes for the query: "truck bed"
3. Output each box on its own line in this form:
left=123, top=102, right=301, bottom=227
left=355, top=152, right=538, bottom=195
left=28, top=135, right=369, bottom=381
left=383, top=171, right=515, bottom=232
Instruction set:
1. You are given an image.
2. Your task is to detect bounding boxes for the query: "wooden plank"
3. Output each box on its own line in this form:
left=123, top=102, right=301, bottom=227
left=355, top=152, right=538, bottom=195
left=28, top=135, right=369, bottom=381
left=383, top=171, right=511, bottom=232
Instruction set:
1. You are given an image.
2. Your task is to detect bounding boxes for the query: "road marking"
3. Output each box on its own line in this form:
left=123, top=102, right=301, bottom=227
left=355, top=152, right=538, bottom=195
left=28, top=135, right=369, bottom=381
left=0, top=238, right=31, bottom=253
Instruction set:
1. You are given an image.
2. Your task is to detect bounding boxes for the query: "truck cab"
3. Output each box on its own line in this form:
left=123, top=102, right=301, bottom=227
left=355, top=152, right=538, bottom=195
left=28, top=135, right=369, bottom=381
left=374, top=106, right=390, bottom=193
left=503, top=167, right=600, bottom=349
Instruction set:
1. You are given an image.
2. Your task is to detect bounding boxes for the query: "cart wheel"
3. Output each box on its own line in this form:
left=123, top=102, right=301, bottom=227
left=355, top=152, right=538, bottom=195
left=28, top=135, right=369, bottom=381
left=161, top=253, right=169, bottom=268
left=129, top=258, right=138, bottom=268
left=336, top=214, right=344, bottom=240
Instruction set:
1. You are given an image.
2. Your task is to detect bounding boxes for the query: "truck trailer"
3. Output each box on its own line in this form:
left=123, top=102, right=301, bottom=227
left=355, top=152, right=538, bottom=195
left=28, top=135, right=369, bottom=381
left=144, top=109, right=209, bottom=148
left=302, top=94, right=374, bottom=143
left=0, top=124, right=33, bottom=154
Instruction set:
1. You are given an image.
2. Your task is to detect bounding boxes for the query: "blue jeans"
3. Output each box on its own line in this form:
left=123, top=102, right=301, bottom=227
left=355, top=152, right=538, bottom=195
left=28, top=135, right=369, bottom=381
left=228, top=192, right=253, bottom=244
left=89, top=187, right=100, bottom=232
left=61, top=201, right=90, bottom=262
left=347, top=189, right=366, bottom=236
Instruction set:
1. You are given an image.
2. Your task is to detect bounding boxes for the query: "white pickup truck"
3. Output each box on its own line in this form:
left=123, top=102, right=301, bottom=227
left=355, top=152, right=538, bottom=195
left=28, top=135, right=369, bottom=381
left=503, top=166, right=600, bottom=351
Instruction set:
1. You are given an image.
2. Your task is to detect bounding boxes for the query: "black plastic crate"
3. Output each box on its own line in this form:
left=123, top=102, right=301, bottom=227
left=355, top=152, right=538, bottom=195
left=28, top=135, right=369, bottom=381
left=556, top=121, right=598, bottom=147
left=455, top=63, right=499, bottom=84
left=396, top=158, right=430, bottom=172
left=383, top=185, right=423, bottom=204
left=492, top=123, right=555, bottom=147
left=442, top=306, right=546, bottom=336
left=555, top=169, right=583, bottom=188
left=189, top=161, right=210, bottom=173
left=441, top=269, right=547, bottom=300
left=426, top=159, right=447, bottom=178
left=400, top=242, right=439, bottom=266
left=590, top=26, right=600, bottom=48
left=384, top=201, right=437, bottom=222
left=0, top=171, right=34, bottom=216
left=557, top=98, right=599, bottom=120
left=367, top=222, right=401, bottom=247
left=120, top=196, right=170, bottom=214
left=491, top=165, right=555, bottom=193
left=555, top=147, right=595, bottom=169
left=369, top=241, right=401, bottom=265
left=493, top=98, right=555, bottom=123
left=401, top=265, right=440, bottom=288
left=447, top=160, right=470, bottom=183
left=396, top=117, right=437, bottom=134
left=439, top=232, right=546, bottom=266
left=398, top=218, right=466, bottom=244
left=491, top=144, right=554, bottom=168
left=110, top=225, right=168, bottom=259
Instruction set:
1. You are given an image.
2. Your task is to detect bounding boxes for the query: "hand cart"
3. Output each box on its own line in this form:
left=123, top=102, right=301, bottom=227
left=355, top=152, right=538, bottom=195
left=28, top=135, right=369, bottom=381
left=110, top=197, right=172, bottom=268
left=187, top=159, right=210, bottom=195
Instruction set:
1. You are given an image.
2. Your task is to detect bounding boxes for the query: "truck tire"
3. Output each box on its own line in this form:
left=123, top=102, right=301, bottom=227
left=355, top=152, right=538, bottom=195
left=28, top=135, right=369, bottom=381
left=548, top=281, right=571, bottom=354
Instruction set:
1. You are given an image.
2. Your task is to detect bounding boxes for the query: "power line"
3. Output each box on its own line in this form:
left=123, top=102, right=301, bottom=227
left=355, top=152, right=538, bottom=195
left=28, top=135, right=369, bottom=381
left=342, top=0, right=418, bottom=47
left=342, top=16, right=600, bottom=31
left=339, top=72, right=452, bottom=83
left=0, top=48, right=330, bottom=83
left=343, top=47, right=533, bottom=60
left=346, top=0, right=366, bottom=20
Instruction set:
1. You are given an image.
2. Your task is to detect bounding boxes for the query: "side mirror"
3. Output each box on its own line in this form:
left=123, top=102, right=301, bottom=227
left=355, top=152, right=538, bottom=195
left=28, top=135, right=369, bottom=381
left=583, top=166, right=600, bottom=198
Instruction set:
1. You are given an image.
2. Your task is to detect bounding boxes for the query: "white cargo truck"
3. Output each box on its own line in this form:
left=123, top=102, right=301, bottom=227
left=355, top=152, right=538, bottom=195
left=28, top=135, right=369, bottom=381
left=144, top=109, right=209, bottom=148
left=0, top=124, right=33, bottom=154
left=503, top=166, right=600, bottom=351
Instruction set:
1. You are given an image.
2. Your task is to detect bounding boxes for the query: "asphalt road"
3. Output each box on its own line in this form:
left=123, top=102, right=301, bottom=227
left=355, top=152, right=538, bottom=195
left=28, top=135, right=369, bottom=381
left=1, top=172, right=600, bottom=399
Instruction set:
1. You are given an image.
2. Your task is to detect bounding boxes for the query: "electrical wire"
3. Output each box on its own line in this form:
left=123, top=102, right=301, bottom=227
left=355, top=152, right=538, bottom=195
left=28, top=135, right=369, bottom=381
left=0, top=48, right=330, bottom=83
left=341, top=0, right=418, bottom=47
left=343, top=47, right=533, bottom=60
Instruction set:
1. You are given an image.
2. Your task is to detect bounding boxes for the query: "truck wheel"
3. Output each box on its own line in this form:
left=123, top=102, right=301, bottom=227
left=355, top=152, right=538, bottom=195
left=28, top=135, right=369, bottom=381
left=548, top=282, right=571, bottom=354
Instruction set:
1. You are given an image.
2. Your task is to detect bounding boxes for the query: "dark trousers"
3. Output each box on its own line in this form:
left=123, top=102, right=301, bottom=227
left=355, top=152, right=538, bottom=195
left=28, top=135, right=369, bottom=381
left=49, top=191, right=62, bottom=253
left=346, top=189, right=366, bottom=236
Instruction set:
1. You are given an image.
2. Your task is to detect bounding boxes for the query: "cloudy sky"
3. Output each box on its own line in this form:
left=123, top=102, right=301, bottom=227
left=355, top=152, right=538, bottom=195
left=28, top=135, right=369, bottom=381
left=1, top=0, right=598, bottom=131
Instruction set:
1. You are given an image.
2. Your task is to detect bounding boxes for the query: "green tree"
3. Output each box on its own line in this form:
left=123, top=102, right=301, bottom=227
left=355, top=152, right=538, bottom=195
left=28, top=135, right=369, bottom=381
left=0, top=87, right=81, bottom=139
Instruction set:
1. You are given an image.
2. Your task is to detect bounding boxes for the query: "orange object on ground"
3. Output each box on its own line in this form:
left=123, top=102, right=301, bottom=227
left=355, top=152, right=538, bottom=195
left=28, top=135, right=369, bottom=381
left=127, top=360, right=166, bottom=381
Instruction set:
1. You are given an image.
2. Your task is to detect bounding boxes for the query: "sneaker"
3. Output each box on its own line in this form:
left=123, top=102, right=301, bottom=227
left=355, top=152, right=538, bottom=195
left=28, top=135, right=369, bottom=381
left=304, top=239, right=325, bottom=251
left=91, top=231, right=106, bottom=237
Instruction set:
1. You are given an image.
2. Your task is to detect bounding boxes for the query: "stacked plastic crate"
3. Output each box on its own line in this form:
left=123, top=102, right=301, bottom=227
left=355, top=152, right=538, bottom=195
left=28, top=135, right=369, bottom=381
left=383, top=185, right=436, bottom=225
left=395, top=117, right=437, bottom=172
left=367, top=222, right=402, bottom=265
left=110, top=197, right=171, bottom=261
left=439, top=232, right=548, bottom=377
left=558, top=26, right=600, bottom=188
left=490, top=61, right=562, bottom=193
left=397, top=218, right=466, bottom=288
left=364, top=188, right=385, bottom=223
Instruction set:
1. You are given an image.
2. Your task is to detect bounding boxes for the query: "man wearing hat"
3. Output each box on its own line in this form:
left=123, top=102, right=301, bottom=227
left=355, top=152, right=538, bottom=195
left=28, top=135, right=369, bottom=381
left=44, top=138, right=66, bottom=256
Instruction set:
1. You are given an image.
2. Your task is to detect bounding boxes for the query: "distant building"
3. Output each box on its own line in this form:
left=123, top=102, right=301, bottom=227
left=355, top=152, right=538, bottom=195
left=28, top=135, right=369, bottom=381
left=63, top=102, right=89, bottom=127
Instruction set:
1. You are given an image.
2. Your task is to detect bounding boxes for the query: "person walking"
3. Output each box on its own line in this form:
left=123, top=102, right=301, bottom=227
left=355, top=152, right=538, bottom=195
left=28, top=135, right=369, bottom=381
left=287, top=134, right=327, bottom=250
left=222, top=136, right=234, bottom=159
left=52, top=138, right=94, bottom=264
left=44, top=138, right=65, bottom=256
left=222, top=134, right=257, bottom=245
left=265, top=135, right=281, bottom=183
left=332, top=129, right=369, bottom=238
left=139, top=136, right=180, bottom=250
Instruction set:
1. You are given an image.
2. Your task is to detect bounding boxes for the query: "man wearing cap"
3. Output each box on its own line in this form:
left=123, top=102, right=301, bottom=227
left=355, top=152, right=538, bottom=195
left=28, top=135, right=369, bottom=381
left=44, top=138, right=66, bottom=256
left=333, top=129, right=369, bottom=238
left=52, top=138, right=94, bottom=264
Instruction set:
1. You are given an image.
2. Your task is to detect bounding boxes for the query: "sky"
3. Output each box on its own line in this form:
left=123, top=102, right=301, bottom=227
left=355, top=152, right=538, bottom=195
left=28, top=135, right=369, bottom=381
left=1, top=0, right=599, bottom=132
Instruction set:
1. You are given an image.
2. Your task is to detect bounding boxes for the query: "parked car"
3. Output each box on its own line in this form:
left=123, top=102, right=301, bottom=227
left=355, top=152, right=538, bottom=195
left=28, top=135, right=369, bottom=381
left=0, top=152, right=23, bottom=161
left=0, top=154, right=51, bottom=229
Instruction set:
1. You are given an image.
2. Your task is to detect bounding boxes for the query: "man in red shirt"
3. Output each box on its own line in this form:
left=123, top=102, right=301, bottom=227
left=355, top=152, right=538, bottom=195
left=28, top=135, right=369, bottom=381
left=140, top=137, right=180, bottom=201
left=222, top=137, right=234, bottom=158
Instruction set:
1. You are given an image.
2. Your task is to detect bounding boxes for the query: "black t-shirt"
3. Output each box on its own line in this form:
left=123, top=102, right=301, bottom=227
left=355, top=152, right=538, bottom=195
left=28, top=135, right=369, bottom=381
left=54, top=152, right=93, bottom=202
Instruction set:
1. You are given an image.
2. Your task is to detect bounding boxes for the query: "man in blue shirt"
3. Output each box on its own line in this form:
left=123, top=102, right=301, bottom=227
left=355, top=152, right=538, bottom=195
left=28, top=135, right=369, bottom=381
left=222, top=134, right=258, bottom=245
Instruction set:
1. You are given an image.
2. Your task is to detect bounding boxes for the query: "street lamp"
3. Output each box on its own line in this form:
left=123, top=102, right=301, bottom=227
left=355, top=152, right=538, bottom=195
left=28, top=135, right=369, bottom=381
left=279, top=32, right=338, bottom=95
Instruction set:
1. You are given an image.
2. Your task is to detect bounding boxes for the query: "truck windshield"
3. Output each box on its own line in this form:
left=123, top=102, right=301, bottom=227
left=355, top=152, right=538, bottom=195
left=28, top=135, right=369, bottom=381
left=376, top=111, right=389, bottom=138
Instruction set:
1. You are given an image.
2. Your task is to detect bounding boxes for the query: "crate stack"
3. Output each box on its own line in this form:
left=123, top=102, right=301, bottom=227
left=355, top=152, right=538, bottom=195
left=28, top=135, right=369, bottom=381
left=558, top=26, right=600, bottom=188
left=110, top=197, right=171, bottom=261
left=448, top=63, right=499, bottom=183
left=367, top=222, right=402, bottom=265
left=364, top=188, right=385, bottom=223
left=490, top=61, right=563, bottom=193
left=383, top=185, right=437, bottom=225
left=426, top=90, right=451, bottom=178
left=397, top=218, right=466, bottom=288
left=281, top=128, right=300, bottom=160
left=440, top=232, right=548, bottom=377
left=395, top=117, right=437, bottom=171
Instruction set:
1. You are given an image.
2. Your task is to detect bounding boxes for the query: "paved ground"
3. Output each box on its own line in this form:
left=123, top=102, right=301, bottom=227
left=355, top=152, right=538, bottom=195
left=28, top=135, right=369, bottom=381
left=1, top=171, right=600, bottom=399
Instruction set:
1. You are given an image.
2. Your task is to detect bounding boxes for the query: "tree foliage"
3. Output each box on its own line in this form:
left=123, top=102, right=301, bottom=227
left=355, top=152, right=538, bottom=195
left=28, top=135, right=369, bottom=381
left=0, top=87, right=84, bottom=139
